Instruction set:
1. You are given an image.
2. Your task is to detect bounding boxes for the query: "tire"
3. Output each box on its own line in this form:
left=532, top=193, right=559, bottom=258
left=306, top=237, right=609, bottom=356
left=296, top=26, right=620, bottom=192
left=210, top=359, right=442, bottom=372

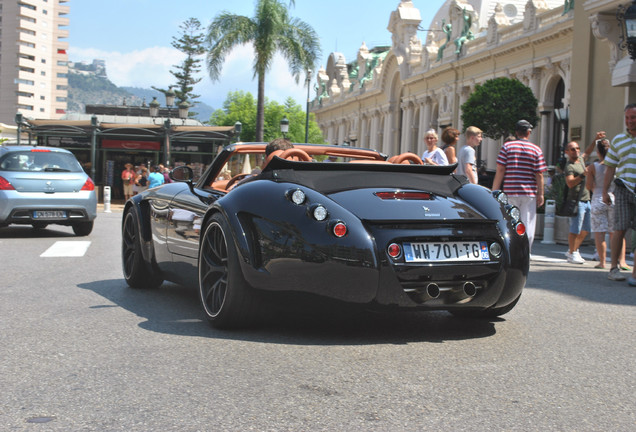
left=198, top=213, right=258, bottom=329
left=72, top=221, right=93, bottom=236
left=450, top=293, right=521, bottom=319
left=121, top=209, right=163, bottom=289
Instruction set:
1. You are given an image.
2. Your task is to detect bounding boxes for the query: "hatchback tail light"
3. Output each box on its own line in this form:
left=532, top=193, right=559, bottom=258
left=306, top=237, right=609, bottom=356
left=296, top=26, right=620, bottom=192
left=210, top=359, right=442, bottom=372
left=81, top=178, right=95, bottom=191
left=0, top=176, right=15, bottom=190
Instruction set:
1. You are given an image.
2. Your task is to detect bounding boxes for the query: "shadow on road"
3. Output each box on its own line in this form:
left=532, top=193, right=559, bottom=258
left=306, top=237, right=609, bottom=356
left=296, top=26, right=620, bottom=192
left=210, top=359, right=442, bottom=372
left=527, top=260, right=636, bottom=306
left=77, top=278, right=499, bottom=345
left=0, top=225, right=76, bottom=238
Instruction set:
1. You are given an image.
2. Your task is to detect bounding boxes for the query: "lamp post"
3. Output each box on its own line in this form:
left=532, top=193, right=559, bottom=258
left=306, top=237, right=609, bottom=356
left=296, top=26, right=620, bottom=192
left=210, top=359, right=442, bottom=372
left=90, top=115, right=98, bottom=181
left=305, top=69, right=312, bottom=143
left=620, top=0, right=636, bottom=60
left=165, top=86, right=176, bottom=119
left=15, top=113, right=23, bottom=146
left=234, top=121, right=242, bottom=143
left=554, top=106, right=569, bottom=166
left=280, top=116, right=289, bottom=138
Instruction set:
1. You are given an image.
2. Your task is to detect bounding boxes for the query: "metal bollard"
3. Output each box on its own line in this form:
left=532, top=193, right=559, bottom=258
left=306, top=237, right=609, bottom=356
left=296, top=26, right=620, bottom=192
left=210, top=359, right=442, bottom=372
left=541, top=199, right=555, bottom=244
left=103, top=186, right=111, bottom=213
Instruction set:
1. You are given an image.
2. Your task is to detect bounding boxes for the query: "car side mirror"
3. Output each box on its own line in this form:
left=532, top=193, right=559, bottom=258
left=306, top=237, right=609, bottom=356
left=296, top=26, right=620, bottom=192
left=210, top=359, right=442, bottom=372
left=170, top=165, right=194, bottom=182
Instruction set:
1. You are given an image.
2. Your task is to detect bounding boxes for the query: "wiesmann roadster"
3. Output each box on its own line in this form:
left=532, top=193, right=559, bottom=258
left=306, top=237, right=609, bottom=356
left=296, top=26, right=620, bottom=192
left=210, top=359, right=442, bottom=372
left=122, top=143, right=529, bottom=328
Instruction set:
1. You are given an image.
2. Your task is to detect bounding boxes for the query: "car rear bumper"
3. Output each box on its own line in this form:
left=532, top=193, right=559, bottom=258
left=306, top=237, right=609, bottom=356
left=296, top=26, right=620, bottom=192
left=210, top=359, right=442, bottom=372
left=0, top=190, right=97, bottom=224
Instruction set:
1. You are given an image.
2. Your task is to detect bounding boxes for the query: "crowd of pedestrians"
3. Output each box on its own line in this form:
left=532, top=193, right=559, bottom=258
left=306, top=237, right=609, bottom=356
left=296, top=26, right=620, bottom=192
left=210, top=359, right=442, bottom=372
left=421, top=107, right=636, bottom=286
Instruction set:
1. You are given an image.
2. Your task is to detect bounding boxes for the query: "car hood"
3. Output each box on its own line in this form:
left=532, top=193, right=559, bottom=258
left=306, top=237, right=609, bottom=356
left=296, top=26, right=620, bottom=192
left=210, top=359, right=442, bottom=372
left=3, top=172, right=89, bottom=193
left=327, top=188, right=487, bottom=221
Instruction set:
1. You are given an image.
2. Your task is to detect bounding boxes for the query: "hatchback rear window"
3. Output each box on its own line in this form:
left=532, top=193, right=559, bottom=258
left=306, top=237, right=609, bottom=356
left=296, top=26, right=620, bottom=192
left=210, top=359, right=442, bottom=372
left=0, top=151, right=83, bottom=172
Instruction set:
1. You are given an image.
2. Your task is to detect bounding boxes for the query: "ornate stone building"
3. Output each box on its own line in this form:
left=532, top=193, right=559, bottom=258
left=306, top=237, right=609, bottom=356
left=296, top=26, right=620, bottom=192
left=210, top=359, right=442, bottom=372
left=311, top=0, right=636, bottom=170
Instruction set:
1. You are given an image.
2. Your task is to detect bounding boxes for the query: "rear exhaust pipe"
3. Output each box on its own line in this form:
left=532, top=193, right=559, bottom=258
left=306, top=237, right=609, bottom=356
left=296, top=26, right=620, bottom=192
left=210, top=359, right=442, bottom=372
left=463, top=281, right=477, bottom=298
left=426, top=283, right=441, bottom=299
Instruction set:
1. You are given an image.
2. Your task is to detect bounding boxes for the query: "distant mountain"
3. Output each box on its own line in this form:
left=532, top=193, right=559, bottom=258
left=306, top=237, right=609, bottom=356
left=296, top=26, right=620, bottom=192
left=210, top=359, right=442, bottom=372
left=66, top=60, right=214, bottom=123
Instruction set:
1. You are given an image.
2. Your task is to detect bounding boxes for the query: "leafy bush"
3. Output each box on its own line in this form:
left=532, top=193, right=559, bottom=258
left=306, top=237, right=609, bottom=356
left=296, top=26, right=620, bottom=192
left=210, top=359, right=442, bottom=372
left=461, top=77, right=539, bottom=140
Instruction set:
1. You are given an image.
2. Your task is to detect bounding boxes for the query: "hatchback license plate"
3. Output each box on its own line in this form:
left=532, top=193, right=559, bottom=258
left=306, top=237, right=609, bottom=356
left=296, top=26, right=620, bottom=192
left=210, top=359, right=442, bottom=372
left=33, top=210, right=66, bottom=219
left=404, top=241, right=490, bottom=262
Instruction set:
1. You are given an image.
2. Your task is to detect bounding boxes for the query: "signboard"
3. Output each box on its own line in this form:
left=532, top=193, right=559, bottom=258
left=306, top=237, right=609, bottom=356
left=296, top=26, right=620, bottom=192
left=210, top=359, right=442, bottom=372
left=101, top=139, right=160, bottom=150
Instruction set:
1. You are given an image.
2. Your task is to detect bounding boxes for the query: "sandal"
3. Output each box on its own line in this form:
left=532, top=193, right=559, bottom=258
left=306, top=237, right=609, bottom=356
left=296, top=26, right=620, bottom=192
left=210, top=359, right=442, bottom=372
left=594, top=264, right=605, bottom=269
left=620, top=265, right=631, bottom=271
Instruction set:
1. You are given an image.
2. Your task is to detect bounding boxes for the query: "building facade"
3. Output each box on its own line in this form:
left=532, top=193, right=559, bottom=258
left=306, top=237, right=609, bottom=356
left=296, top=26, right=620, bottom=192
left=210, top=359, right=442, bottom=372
left=0, top=0, right=69, bottom=124
left=311, top=0, right=636, bottom=172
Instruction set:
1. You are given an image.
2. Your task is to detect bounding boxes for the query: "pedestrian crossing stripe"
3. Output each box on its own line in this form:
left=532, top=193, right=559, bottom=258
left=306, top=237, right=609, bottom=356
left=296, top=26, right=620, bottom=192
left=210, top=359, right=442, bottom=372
left=41, top=241, right=91, bottom=257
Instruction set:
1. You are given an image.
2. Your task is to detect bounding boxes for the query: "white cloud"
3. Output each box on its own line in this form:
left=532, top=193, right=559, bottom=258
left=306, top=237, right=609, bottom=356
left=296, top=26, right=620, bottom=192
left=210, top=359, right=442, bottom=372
left=69, top=44, right=308, bottom=110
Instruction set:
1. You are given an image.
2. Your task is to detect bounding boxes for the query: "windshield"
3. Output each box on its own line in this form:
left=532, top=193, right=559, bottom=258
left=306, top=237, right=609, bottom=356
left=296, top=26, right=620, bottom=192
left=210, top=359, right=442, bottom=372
left=0, top=150, right=83, bottom=173
left=215, top=152, right=264, bottom=181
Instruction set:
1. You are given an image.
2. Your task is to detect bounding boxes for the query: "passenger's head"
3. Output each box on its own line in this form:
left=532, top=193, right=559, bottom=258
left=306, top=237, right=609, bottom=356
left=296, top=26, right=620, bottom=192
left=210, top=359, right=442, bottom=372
left=424, top=129, right=438, bottom=146
left=265, top=137, right=294, bottom=157
left=441, top=127, right=460, bottom=146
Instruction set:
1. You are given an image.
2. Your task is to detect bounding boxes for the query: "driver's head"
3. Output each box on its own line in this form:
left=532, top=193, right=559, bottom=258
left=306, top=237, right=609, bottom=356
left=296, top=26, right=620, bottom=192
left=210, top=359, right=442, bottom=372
left=265, top=138, right=293, bottom=157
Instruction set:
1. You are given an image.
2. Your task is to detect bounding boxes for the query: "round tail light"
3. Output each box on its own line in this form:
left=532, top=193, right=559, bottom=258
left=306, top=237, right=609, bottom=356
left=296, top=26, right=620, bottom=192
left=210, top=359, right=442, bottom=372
left=387, top=243, right=401, bottom=259
left=515, top=222, right=526, bottom=236
left=333, top=222, right=347, bottom=237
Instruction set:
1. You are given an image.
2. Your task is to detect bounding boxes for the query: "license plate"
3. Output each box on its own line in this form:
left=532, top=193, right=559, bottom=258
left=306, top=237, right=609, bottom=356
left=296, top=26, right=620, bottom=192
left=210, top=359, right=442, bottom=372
left=33, top=210, right=67, bottom=219
left=403, top=241, right=490, bottom=262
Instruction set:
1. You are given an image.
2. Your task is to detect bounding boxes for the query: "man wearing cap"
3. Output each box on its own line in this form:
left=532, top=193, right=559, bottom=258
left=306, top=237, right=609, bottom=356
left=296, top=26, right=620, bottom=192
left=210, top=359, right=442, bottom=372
left=492, top=119, right=547, bottom=254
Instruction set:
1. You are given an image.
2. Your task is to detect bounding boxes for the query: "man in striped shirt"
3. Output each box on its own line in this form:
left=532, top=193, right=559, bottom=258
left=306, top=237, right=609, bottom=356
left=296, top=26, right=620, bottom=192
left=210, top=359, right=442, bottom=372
left=492, top=119, right=547, bottom=253
left=602, top=103, right=636, bottom=284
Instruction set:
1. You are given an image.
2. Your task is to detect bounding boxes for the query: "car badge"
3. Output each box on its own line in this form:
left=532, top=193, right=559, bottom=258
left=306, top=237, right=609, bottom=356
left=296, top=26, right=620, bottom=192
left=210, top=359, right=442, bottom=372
left=423, top=206, right=440, bottom=217
left=44, top=181, right=55, bottom=193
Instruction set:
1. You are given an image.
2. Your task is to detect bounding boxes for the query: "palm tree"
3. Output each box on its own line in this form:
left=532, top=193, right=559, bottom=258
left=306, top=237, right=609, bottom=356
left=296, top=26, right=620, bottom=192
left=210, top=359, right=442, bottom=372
left=205, top=0, right=320, bottom=141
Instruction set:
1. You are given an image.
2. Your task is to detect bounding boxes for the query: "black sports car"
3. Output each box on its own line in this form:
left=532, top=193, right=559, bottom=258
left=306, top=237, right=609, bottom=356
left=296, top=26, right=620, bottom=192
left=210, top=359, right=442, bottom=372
left=122, top=143, right=529, bottom=328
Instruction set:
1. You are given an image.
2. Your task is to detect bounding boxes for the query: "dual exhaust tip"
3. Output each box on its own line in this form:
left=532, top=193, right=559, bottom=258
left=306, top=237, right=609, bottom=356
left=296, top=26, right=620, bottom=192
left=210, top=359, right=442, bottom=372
left=420, top=281, right=477, bottom=301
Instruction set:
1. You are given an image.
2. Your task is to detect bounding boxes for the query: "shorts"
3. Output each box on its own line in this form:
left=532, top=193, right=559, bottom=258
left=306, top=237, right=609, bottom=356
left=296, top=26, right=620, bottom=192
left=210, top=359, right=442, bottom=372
left=590, top=196, right=614, bottom=233
left=569, top=200, right=591, bottom=234
left=613, top=183, right=636, bottom=231
left=123, top=181, right=133, bottom=196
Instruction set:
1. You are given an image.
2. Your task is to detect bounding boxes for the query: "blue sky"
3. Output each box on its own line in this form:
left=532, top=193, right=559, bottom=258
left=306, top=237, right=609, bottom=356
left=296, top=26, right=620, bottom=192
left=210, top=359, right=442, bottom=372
left=67, top=0, right=446, bottom=110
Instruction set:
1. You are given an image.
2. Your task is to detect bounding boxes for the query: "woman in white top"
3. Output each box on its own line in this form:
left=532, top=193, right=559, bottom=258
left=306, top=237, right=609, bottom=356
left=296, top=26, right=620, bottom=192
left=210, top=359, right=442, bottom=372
left=421, top=129, right=448, bottom=166
left=586, top=138, right=627, bottom=269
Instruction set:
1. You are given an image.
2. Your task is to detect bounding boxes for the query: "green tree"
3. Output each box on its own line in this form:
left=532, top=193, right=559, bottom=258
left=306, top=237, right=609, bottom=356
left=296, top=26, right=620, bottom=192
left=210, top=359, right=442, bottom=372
left=154, top=18, right=205, bottom=117
left=205, top=0, right=320, bottom=141
left=460, top=77, right=539, bottom=140
left=209, top=91, right=325, bottom=144
left=210, top=91, right=258, bottom=141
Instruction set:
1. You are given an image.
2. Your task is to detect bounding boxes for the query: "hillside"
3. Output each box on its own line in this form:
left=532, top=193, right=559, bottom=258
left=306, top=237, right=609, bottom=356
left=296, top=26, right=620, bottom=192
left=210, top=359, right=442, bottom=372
left=66, top=61, right=213, bottom=122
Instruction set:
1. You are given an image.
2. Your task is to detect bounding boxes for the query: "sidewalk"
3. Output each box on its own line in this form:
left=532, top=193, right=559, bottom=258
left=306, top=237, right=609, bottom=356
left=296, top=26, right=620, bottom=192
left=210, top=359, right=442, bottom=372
left=531, top=238, right=632, bottom=268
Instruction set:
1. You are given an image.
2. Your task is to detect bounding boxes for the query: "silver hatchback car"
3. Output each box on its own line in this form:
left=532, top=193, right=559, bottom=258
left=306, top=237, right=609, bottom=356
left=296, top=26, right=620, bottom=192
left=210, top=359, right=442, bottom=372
left=0, top=146, right=97, bottom=236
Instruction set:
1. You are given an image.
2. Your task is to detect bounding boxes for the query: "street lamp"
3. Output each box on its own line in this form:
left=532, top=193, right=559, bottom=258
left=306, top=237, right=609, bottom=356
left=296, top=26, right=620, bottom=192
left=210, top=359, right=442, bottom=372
left=234, top=121, right=242, bottom=143
left=554, top=106, right=569, bottom=167
left=280, top=116, right=289, bottom=138
left=149, top=97, right=160, bottom=119
left=165, top=86, right=176, bottom=118
left=619, top=0, right=636, bottom=60
left=305, top=69, right=312, bottom=143
left=178, top=101, right=190, bottom=121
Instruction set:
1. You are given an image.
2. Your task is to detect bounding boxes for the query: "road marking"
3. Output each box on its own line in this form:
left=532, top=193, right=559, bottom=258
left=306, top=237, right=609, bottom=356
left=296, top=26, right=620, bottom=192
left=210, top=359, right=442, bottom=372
left=41, top=241, right=91, bottom=257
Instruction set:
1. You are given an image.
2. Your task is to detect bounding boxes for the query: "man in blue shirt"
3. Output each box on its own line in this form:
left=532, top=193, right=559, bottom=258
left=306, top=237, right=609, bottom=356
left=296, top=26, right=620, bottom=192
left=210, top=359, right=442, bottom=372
left=148, top=165, right=165, bottom=189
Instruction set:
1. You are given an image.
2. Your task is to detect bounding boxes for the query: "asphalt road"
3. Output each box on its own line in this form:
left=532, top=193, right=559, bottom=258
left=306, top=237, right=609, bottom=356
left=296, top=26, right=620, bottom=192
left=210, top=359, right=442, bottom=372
left=1, top=208, right=634, bottom=431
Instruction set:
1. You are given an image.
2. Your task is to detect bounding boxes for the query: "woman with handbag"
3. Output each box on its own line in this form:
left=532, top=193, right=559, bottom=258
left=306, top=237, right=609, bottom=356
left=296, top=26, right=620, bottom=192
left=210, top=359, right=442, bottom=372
left=586, top=138, right=628, bottom=270
left=563, top=142, right=592, bottom=264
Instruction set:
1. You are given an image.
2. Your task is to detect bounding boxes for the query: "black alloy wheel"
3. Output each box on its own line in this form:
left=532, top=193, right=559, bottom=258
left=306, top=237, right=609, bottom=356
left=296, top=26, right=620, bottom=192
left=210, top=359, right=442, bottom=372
left=122, top=209, right=162, bottom=289
left=199, top=213, right=257, bottom=329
